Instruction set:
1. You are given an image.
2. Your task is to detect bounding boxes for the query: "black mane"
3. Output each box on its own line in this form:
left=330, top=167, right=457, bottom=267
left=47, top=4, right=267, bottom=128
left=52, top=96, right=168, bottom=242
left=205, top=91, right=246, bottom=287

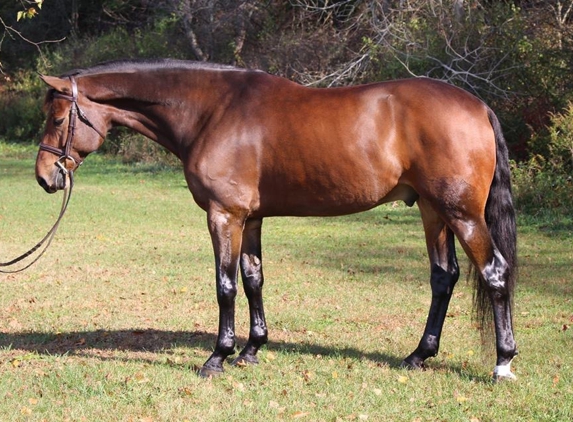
left=61, top=58, right=245, bottom=78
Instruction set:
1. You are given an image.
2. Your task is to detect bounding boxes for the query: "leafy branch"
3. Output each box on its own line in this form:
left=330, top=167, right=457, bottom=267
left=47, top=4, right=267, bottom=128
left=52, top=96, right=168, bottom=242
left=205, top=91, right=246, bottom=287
left=0, top=0, right=64, bottom=73
left=16, top=0, right=44, bottom=21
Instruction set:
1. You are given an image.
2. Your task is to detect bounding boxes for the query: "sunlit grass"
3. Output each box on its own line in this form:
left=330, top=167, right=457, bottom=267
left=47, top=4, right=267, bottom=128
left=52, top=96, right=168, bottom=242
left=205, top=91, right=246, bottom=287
left=1, top=145, right=572, bottom=421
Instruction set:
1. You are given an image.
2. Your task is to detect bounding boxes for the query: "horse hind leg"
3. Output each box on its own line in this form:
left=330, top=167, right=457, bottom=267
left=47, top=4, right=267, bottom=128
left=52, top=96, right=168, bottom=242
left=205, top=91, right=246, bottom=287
left=449, top=214, right=518, bottom=381
left=403, top=199, right=460, bottom=369
left=232, top=218, right=269, bottom=367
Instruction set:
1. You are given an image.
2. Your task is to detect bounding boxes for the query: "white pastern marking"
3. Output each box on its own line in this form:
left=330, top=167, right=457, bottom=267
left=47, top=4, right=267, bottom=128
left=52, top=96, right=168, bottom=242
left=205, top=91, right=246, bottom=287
left=493, top=363, right=517, bottom=381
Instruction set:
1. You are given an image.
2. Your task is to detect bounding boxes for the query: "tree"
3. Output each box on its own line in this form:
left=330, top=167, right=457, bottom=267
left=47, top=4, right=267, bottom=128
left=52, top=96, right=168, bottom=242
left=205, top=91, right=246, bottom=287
left=288, top=0, right=523, bottom=98
left=157, top=0, right=259, bottom=64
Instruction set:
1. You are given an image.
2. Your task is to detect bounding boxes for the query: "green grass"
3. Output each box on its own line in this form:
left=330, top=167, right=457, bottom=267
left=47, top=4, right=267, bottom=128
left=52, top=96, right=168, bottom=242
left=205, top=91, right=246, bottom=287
left=1, top=143, right=572, bottom=421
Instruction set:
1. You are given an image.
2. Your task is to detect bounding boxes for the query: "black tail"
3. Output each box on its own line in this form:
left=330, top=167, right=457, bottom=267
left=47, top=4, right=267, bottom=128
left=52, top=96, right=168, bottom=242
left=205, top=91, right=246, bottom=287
left=472, top=108, right=518, bottom=335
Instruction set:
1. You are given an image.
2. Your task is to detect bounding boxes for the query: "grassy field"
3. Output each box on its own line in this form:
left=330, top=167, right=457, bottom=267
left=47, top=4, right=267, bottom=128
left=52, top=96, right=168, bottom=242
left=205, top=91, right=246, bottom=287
left=1, top=143, right=572, bottom=421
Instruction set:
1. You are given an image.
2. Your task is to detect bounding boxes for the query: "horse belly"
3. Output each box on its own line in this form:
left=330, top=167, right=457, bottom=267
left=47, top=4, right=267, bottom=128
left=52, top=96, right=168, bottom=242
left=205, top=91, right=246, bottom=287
left=255, top=159, right=405, bottom=217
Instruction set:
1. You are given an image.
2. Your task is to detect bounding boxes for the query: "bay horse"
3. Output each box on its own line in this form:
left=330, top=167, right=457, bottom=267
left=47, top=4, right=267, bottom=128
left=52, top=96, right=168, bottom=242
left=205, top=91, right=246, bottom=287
left=35, top=59, right=518, bottom=380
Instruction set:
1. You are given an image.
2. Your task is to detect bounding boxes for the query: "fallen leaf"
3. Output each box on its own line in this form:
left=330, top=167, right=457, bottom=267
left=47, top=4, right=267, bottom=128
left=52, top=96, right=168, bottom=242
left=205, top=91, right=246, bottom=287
left=397, top=375, right=408, bottom=384
left=180, top=387, right=193, bottom=397
left=303, top=370, right=314, bottom=382
left=134, top=372, right=149, bottom=383
left=372, top=388, right=382, bottom=396
left=235, top=359, right=248, bottom=367
left=292, top=411, right=310, bottom=418
left=553, top=375, right=560, bottom=386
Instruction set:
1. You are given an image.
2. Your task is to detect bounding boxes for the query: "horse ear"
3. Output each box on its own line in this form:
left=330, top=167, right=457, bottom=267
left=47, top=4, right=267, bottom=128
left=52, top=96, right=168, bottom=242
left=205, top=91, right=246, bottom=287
left=39, top=75, right=71, bottom=94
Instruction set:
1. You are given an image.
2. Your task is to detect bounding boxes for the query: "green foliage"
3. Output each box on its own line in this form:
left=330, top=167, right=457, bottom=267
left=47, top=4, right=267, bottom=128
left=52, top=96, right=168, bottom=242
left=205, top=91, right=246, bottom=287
left=546, top=104, right=573, bottom=169
left=512, top=157, right=573, bottom=223
left=0, top=71, right=46, bottom=142
left=513, top=104, right=573, bottom=223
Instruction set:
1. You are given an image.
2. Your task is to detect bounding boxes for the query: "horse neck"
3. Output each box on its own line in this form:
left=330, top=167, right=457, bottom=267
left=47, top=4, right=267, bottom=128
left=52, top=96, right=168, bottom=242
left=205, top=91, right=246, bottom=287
left=83, top=70, right=234, bottom=157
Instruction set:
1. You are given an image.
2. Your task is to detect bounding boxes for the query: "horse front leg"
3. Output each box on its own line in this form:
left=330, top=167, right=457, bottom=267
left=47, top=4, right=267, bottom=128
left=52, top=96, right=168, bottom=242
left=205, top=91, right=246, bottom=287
left=199, top=209, right=245, bottom=378
left=232, top=218, right=268, bottom=367
left=403, top=201, right=460, bottom=369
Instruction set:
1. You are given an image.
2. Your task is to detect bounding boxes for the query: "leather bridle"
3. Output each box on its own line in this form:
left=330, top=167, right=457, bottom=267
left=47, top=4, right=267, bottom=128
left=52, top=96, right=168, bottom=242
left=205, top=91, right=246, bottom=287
left=1, top=76, right=104, bottom=273
left=39, top=75, right=105, bottom=172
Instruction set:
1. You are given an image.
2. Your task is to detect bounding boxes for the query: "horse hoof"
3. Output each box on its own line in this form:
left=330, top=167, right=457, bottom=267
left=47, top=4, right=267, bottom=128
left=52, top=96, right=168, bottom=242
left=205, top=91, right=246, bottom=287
left=400, top=359, right=424, bottom=370
left=198, top=365, right=224, bottom=378
left=493, top=372, right=517, bottom=383
left=232, top=354, right=259, bottom=367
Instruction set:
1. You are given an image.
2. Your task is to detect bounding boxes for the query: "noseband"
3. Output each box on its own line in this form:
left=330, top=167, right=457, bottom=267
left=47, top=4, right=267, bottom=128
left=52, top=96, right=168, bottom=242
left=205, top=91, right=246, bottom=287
left=39, top=75, right=105, bottom=172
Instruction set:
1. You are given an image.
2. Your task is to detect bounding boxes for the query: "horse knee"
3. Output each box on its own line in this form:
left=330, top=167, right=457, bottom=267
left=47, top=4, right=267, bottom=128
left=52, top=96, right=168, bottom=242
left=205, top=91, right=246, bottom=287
left=241, top=253, right=264, bottom=292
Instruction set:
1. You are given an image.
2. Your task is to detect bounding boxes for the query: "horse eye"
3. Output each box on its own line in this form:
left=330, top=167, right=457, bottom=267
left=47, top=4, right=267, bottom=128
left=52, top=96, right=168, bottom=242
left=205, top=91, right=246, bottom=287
left=54, top=117, right=65, bottom=126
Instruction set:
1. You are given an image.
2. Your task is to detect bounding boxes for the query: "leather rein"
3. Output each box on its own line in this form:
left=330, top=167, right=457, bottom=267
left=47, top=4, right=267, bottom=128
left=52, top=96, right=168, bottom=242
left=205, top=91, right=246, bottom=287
left=1, top=76, right=103, bottom=273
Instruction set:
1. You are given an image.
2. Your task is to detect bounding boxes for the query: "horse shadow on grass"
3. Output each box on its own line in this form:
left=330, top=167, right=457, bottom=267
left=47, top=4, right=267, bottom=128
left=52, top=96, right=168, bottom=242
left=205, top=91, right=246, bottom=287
left=0, top=328, right=492, bottom=383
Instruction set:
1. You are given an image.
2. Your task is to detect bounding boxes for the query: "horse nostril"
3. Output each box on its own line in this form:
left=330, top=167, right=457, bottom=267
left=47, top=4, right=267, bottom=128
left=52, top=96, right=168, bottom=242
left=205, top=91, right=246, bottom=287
left=37, top=175, right=47, bottom=188
left=37, top=175, right=56, bottom=193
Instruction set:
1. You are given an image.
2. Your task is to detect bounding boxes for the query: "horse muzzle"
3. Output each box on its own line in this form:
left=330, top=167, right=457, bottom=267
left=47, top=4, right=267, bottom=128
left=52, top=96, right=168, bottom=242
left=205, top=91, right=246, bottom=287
left=37, top=165, right=68, bottom=193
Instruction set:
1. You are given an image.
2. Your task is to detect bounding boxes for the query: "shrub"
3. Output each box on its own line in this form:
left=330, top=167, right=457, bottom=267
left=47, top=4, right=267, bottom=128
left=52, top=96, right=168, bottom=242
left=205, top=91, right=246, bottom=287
left=0, top=72, right=46, bottom=142
left=546, top=103, right=573, bottom=170
left=512, top=102, right=573, bottom=220
left=512, top=156, right=573, bottom=220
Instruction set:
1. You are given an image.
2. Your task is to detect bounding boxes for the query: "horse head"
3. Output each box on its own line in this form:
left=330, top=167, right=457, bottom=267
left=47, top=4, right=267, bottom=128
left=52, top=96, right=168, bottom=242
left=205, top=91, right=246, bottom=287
left=36, top=75, right=108, bottom=193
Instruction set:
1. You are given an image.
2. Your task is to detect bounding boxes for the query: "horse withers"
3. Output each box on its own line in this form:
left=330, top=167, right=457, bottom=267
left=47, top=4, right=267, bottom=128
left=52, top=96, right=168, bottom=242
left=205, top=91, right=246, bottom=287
left=35, top=59, right=518, bottom=381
